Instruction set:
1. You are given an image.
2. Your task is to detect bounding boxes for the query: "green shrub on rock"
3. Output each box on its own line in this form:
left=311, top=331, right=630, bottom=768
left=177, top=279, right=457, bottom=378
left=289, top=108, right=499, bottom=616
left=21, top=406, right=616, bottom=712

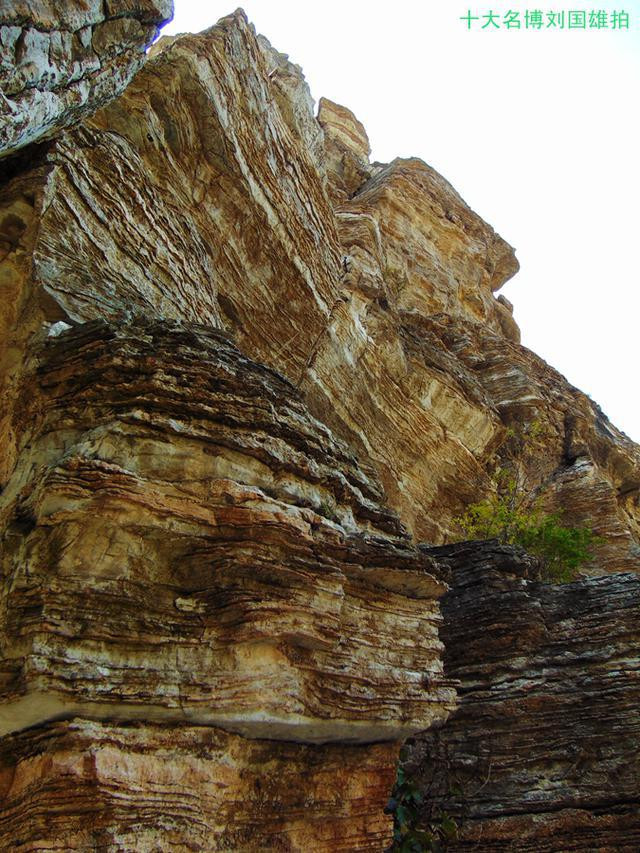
left=456, top=490, right=602, bottom=583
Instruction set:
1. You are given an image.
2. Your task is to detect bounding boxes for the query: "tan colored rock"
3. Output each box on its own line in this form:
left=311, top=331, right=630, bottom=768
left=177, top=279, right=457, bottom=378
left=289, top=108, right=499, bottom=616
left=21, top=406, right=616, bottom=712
left=0, top=718, right=399, bottom=851
left=318, top=97, right=372, bottom=202
left=86, top=10, right=341, bottom=369
left=0, top=0, right=172, bottom=159
left=3, top=7, right=637, bottom=565
left=0, top=8, right=341, bottom=483
left=417, top=314, right=640, bottom=570
left=0, top=6, right=639, bottom=849
left=299, top=114, right=640, bottom=558
left=0, top=319, right=455, bottom=743
left=345, top=158, right=520, bottom=326
left=258, top=35, right=327, bottom=176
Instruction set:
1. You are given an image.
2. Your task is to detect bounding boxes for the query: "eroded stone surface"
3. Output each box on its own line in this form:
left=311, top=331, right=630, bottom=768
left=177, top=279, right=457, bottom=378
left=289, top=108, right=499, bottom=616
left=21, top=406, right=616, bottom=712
left=0, top=6, right=639, bottom=850
left=407, top=542, right=640, bottom=850
left=2, top=8, right=638, bottom=565
left=0, top=718, right=399, bottom=851
left=0, top=8, right=342, bottom=485
left=0, top=0, right=172, bottom=158
left=317, top=97, right=371, bottom=202
left=416, top=315, right=640, bottom=568
left=0, top=319, right=455, bottom=743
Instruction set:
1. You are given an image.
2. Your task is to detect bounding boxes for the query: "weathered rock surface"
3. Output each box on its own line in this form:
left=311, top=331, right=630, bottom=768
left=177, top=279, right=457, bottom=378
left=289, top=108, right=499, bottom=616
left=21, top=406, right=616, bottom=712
left=407, top=541, right=640, bottom=850
left=0, top=5, right=639, bottom=851
left=0, top=719, right=398, bottom=850
left=317, top=97, right=371, bottom=202
left=0, top=319, right=455, bottom=743
left=308, top=105, right=640, bottom=560
left=0, top=0, right=173, bottom=159
left=3, top=9, right=637, bottom=566
left=0, top=9, right=342, bottom=485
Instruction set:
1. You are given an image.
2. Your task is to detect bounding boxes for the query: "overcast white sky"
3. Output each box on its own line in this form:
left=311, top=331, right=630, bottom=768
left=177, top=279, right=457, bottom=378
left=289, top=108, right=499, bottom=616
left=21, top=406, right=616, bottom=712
left=163, top=1, right=640, bottom=442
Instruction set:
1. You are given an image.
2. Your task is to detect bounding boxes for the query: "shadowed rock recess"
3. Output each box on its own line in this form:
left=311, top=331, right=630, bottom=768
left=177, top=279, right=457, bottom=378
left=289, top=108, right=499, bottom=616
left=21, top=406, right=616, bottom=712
left=0, top=5, right=638, bottom=851
left=410, top=543, right=640, bottom=850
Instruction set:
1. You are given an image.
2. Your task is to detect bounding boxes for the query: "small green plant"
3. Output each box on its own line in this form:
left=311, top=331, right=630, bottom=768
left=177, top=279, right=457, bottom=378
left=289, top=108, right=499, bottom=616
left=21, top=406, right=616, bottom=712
left=317, top=497, right=340, bottom=523
left=456, top=477, right=602, bottom=583
left=454, top=419, right=604, bottom=582
left=387, top=763, right=458, bottom=852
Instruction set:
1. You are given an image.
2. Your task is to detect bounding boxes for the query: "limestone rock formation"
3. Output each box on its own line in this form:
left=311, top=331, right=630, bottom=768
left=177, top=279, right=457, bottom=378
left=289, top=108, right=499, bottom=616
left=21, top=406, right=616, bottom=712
left=0, top=318, right=454, bottom=847
left=0, top=5, right=639, bottom=851
left=0, top=0, right=173, bottom=159
left=309, top=97, right=640, bottom=562
left=407, top=542, right=640, bottom=850
left=317, top=98, right=371, bottom=202
left=0, top=719, right=399, bottom=851
left=0, top=9, right=342, bottom=485
left=3, top=9, right=637, bottom=567
left=0, top=319, right=455, bottom=744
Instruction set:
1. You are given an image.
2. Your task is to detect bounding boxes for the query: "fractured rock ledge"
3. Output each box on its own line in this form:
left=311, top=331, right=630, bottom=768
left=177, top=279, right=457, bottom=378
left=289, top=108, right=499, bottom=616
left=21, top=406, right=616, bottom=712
left=0, top=0, right=173, bottom=158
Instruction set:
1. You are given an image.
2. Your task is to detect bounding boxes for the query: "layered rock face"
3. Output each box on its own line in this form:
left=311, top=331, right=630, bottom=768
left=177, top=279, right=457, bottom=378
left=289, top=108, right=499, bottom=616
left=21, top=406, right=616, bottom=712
left=0, top=720, right=400, bottom=851
left=3, top=9, right=638, bottom=566
left=0, top=5, right=639, bottom=851
left=309, top=101, right=640, bottom=562
left=0, top=9, right=342, bottom=486
left=0, top=0, right=172, bottom=159
left=408, top=542, right=640, bottom=850
left=0, top=318, right=455, bottom=846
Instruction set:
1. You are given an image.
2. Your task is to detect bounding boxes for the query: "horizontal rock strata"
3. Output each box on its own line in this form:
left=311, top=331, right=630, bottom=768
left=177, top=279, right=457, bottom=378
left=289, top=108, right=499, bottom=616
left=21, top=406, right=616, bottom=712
left=1, top=5, right=639, bottom=851
left=0, top=718, right=398, bottom=851
left=0, top=0, right=173, bottom=158
left=0, top=319, right=455, bottom=747
left=408, top=541, right=640, bottom=850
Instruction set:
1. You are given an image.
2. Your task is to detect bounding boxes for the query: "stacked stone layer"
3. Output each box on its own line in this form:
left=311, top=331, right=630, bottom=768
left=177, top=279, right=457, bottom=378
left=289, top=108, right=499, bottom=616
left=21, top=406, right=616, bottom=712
left=0, top=319, right=455, bottom=848
left=409, top=542, right=640, bottom=850
left=0, top=719, right=398, bottom=851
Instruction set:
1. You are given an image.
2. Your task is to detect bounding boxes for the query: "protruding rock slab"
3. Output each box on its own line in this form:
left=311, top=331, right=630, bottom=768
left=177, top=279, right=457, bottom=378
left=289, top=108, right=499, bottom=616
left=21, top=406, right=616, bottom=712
left=0, top=0, right=173, bottom=159
left=0, top=319, right=455, bottom=743
left=318, top=97, right=372, bottom=202
left=407, top=541, right=640, bottom=850
left=0, top=718, right=399, bottom=851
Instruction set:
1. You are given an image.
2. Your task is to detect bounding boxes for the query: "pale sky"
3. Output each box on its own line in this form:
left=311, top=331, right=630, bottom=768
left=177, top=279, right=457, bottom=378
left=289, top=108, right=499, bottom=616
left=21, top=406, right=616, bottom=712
left=163, top=1, right=640, bottom=442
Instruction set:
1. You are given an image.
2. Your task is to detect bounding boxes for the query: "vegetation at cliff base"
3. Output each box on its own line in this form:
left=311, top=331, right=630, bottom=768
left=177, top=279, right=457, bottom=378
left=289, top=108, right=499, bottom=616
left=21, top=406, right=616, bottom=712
left=387, top=761, right=458, bottom=852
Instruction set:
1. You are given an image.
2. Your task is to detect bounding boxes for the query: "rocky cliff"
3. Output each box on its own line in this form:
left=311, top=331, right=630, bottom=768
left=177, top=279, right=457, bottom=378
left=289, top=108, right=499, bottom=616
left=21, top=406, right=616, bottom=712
left=0, top=5, right=638, bottom=851
left=409, top=542, right=640, bottom=850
